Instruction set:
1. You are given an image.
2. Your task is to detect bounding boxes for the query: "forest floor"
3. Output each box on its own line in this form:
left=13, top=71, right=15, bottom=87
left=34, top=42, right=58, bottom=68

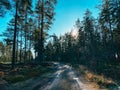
left=0, top=62, right=119, bottom=90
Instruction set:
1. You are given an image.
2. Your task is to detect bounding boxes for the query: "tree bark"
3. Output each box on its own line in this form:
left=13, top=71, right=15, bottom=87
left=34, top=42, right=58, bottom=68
left=11, top=1, right=18, bottom=69
left=24, top=5, right=28, bottom=64
left=38, top=0, right=44, bottom=63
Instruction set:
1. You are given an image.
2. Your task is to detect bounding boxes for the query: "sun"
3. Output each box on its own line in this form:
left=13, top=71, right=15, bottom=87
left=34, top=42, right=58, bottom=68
left=71, top=29, right=78, bottom=38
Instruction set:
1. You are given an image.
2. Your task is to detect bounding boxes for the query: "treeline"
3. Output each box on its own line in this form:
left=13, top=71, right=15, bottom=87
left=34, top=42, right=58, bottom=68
left=45, top=0, right=120, bottom=80
left=0, top=0, right=57, bottom=69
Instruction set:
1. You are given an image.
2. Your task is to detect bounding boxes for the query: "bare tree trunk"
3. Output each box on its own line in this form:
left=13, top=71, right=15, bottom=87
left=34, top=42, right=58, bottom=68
left=16, top=31, right=19, bottom=63
left=24, top=7, right=28, bottom=64
left=29, top=26, right=32, bottom=62
left=38, top=0, right=44, bottom=63
left=20, top=28, right=23, bottom=63
left=11, top=1, right=18, bottom=69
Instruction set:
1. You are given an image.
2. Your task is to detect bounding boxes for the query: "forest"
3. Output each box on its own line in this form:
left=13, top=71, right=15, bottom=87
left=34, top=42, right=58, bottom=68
left=0, top=0, right=120, bottom=90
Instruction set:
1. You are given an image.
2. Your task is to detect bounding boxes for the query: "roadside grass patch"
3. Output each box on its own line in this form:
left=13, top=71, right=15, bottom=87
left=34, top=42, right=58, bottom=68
left=85, top=71, right=114, bottom=88
left=75, top=65, right=115, bottom=89
left=3, top=65, right=55, bottom=83
left=4, top=75, right=25, bottom=83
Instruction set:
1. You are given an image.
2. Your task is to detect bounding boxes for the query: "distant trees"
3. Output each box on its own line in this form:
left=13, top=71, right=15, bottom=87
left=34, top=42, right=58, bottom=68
left=0, top=42, right=5, bottom=61
left=0, top=42, right=4, bottom=56
left=82, top=10, right=95, bottom=59
left=45, top=10, right=97, bottom=63
left=45, top=4, right=120, bottom=80
left=0, top=0, right=57, bottom=69
left=0, top=40, right=12, bottom=63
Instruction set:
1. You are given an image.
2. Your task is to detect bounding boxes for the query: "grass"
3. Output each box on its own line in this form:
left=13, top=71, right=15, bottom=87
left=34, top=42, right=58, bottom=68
left=74, top=65, right=115, bottom=89
left=3, top=65, right=55, bottom=83
left=85, top=71, right=114, bottom=88
left=4, top=75, right=25, bottom=83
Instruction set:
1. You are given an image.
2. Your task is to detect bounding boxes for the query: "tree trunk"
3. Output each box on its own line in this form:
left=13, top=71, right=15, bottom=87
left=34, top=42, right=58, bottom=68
left=24, top=7, right=28, bottom=64
left=38, top=0, right=44, bottom=63
left=29, top=26, right=32, bottom=62
left=20, top=28, right=23, bottom=63
left=16, top=31, right=19, bottom=63
left=11, top=1, right=18, bottom=69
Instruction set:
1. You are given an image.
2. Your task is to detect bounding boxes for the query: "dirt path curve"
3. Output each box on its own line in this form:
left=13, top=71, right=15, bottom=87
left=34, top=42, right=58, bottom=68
left=40, top=64, right=99, bottom=90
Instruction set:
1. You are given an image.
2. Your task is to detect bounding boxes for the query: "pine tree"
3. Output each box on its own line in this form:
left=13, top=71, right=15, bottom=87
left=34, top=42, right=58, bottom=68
left=99, top=0, right=114, bottom=59
left=83, top=9, right=95, bottom=59
left=35, top=0, right=57, bottom=63
left=11, top=0, right=19, bottom=69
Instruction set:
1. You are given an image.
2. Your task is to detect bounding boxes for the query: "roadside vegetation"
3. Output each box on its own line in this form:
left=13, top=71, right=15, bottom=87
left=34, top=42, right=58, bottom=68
left=73, top=65, right=116, bottom=89
left=1, top=64, right=56, bottom=83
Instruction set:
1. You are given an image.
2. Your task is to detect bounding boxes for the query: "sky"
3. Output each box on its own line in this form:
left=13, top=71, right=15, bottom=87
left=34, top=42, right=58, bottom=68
left=0, top=0, right=101, bottom=40
left=49, top=0, right=102, bottom=36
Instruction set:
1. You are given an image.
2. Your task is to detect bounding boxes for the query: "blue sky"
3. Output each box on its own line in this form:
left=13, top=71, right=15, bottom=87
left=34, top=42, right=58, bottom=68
left=0, top=0, right=101, bottom=40
left=49, top=0, right=101, bottom=35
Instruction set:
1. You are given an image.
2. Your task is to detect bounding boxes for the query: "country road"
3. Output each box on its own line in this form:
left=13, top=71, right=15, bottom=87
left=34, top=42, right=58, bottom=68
left=40, top=64, right=99, bottom=90
left=6, top=63, right=101, bottom=90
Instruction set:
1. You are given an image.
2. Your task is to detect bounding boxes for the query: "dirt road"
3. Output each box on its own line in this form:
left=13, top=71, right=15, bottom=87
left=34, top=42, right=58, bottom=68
left=8, top=63, right=100, bottom=90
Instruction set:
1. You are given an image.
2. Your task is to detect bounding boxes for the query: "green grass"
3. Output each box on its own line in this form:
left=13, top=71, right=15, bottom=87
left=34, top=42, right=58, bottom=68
left=3, top=65, right=55, bottom=83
